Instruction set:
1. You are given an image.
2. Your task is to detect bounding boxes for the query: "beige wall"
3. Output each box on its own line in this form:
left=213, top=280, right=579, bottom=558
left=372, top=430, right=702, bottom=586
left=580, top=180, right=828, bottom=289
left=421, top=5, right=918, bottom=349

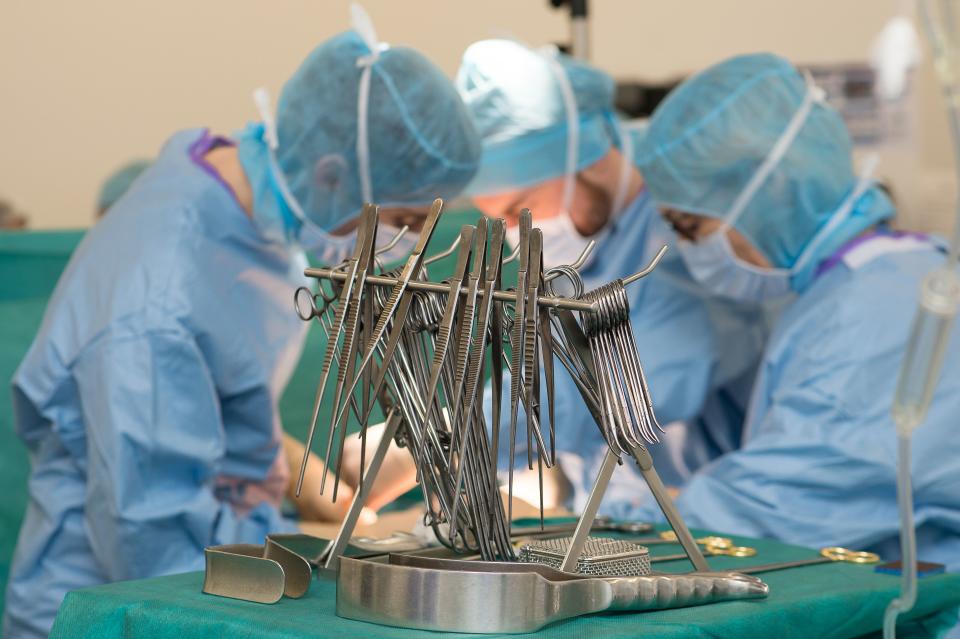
left=1, top=0, right=954, bottom=233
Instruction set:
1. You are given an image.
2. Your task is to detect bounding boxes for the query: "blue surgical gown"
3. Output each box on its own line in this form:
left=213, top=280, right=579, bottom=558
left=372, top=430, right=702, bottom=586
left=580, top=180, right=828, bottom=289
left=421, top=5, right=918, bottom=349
left=4, top=129, right=307, bottom=639
left=487, top=190, right=769, bottom=512
left=631, top=238, right=960, bottom=571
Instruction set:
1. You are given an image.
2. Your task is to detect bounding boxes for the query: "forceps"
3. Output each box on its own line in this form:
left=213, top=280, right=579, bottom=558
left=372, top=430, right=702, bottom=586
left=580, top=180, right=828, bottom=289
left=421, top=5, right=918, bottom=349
left=447, top=219, right=488, bottom=533
left=295, top=204, right=379, bottom=497
left=651, top=544, right=758, bottom=564
left=476, top=218, right=506, bottom=488
left=413, top=226, right=475, bottom=477
left=507, top=210, right=532, bottom=525
left=735, top=547, right=880, bottom=575
left=329, top=200, right=446, bottom=498
left=322, top=206, right=382, bottom=497
left=447, top=218, right=487, bottom=445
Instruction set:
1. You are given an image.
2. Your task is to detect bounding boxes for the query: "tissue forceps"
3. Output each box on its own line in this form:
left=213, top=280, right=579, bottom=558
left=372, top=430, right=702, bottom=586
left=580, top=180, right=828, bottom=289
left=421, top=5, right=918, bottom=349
left=328, top=200, right=445, bottom=498
left=507, top=210, right=532, bottom=525
left=413, top=226, right=475, bottom=477
left=296, top=204, right=378, bottom=497
left=322, top=206, right=381, bottom=497
left=446, top=220, right=488, bottom=533
left=447, top=218, right=487, bottom=465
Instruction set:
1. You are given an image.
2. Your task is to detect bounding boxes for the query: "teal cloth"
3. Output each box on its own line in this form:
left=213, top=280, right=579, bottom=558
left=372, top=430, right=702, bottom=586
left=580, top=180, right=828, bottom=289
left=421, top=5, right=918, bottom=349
left=0, top=230, right=84, bottom=301
left=0, top=210, right=487, bottom=618
left=50, top=529, right=960, bottom=638
left=0, top=230, right=85, bottom=616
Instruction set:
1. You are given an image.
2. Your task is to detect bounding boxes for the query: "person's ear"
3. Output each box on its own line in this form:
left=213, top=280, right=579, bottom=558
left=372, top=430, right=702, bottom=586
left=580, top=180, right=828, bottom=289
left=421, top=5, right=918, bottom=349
left=312, top=155, right=348, bottom=194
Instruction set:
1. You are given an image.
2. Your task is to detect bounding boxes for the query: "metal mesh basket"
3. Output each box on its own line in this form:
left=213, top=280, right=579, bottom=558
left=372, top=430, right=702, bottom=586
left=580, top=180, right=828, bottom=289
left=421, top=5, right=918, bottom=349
left=517, top=536, right=651, bottom=576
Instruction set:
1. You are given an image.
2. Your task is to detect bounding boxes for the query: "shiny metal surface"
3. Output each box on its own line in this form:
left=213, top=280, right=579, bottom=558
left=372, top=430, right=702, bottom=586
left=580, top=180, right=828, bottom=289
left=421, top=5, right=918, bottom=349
left=336, top=556, right=769, bottom=633
left=560, top=448, right=617, bottom=572
left=292, top=199, right=685, bottom=572
left=320, top=410, right=402, bottom=572
left=202, top=541, right=311, bottom=604
left=520, top=536, right=652, bottom=576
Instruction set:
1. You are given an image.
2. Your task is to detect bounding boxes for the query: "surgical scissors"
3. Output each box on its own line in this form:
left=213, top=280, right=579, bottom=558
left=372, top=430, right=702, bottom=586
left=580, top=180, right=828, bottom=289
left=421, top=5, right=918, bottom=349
left=735, top=547, right=880, bottom=575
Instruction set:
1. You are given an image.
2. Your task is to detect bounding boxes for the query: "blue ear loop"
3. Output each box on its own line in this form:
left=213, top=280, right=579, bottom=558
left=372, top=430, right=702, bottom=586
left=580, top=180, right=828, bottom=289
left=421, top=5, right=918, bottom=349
left=238, top=121, right=301, bottom=244
left=263, top=141, right=302, bottom=244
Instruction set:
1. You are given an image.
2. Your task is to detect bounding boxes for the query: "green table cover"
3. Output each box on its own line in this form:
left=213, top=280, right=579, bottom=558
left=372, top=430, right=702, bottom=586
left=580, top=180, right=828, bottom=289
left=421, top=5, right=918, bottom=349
left=50, top=530, right=960, bottom=638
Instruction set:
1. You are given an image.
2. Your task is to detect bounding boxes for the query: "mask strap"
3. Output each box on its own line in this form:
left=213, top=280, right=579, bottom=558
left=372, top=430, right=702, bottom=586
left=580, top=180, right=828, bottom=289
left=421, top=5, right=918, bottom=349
left=724, top=72, right=826, bottom=230
left=611, top=118, right=637, bottom=218
left=252, top=87, right=308, bottom=224
left=252, top=87, right=338, bottom=245
left=351, top=3, right=388, bottom=208
left=791, top=152, right=880, bottom=273
left=541, top=46, right=579, bottom=217
left=253, top=88, right=279, bottom=151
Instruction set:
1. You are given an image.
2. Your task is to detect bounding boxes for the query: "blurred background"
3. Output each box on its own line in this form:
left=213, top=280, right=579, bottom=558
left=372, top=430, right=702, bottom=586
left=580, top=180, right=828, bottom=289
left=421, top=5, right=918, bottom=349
left=0, top=0, right=950, bottom=234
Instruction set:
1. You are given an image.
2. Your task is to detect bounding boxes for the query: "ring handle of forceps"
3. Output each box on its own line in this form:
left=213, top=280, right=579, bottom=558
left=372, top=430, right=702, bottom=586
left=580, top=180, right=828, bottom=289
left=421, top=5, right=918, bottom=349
left=658, top=531, right=757, bottom=557
left=294, top=286, right=328, bottom=322
left=820, top=547, right=881, bottom=564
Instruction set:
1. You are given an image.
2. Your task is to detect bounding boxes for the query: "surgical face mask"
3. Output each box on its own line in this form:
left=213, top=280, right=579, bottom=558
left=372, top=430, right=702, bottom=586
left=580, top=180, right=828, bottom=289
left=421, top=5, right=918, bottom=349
left=503, top=172, right=614, bottom=269
left=679, top=74, right=878, bottom=302
left=678, top=231, right=790, bottom=302
left=536, top=212, right=607, bottom=270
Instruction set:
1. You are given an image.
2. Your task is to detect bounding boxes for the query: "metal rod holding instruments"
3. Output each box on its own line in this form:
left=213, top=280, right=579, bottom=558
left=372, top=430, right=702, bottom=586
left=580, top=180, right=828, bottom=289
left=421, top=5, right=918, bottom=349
left=305, top=265, right=599, bottom=312
left=305, top=244, right=665, bottom=314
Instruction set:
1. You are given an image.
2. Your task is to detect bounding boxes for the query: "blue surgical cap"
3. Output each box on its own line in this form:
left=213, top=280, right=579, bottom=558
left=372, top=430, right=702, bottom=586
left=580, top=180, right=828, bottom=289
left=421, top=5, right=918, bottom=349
left=97, top=160, right=151, bottom=213
left=456, top=39, right=616, bottom=195
left=243, top=31, right=480, bottom=232
left=636, top=53, right=895, bottom=289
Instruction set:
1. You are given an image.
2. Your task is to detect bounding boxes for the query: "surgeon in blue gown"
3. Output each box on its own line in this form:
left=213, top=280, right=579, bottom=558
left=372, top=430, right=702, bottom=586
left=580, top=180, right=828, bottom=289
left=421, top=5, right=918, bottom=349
left=454, top=40, right=768, bottom=513
left=630, top=53, right=960, bottom=576
left=3, top=24, right=480, bottom=639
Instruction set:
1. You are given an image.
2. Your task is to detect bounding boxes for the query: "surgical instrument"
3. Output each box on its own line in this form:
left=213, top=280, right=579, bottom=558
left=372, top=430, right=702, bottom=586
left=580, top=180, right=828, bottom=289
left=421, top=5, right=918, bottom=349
left=337, top=554, right=768, bottom=633
left=203, top=538, right=312, bottom=604
left=651, top=545, right=758, bottom=564
left=518, top=536, right=652, bottom=576
left=507, top=210, right=532, bottom=526
left=323, top=205, right=381, bottom=498
left=328, top=199, right=445, bottom=498
left=296, top=204, right=379, bottom=497
left=735, top=547, right=880, bottom=575
left=411, top=226, right=475, bottom=479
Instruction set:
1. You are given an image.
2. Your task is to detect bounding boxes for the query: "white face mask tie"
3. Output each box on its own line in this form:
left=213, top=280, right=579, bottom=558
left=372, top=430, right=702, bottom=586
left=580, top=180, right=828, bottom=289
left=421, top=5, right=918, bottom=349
left=351, top=2, right=389, bottom=209
left=250, top=87, right=357, bottom=265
